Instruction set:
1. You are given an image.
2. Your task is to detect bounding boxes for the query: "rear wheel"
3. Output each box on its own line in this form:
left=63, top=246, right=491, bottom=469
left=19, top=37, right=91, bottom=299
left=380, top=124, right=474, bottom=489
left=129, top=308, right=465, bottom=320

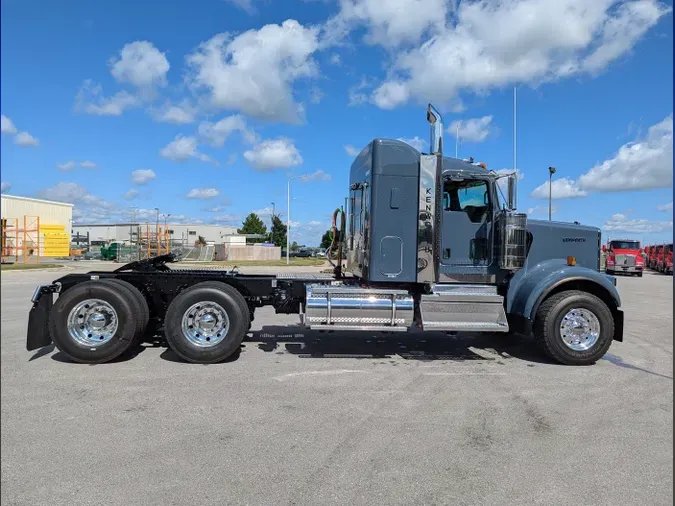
left=164, top=281, right=249, bottom=363
left=534, top=290, right=614, bottom=365
left=99, top=278, right=149, bottom=341
left=48, top=281, right=139, bottom=363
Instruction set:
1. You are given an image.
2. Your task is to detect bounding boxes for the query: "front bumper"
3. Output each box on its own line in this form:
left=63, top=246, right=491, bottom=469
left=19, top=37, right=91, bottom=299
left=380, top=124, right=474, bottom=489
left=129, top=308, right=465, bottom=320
left=26, top=284, right=59, bottom=351
left=606, top=265, right=643, bottom=273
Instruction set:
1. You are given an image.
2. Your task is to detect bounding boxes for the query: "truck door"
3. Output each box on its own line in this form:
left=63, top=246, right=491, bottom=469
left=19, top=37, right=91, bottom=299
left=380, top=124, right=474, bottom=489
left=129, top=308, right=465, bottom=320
left=440, top=177, right=493, bottom=268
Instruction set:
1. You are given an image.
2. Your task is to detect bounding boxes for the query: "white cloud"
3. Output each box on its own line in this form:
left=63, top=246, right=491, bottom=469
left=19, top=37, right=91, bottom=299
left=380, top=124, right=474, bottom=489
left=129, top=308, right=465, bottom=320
left=186, top=20, right=319, bottom=123
left=348, top=77, right=371, bottom=106
left=153, top=100, right=198, bottom=125
left=160, top=135, right=216, bottom=165
left=186, top=188, right=220, bottom=199
left=109, top=41, right=169, bottom=90
left=197, top=114, right=256, bottom=147
left=397, top=136, right=427, bottom=151
left=602, top=212, right=673, bottom=234
left=122, top=189, right=140, bottom=200
left=371, top=80, right=409, bottom=109
left=329, top=53, right=341, bottom=65
left=1, top=115, right=17, bottom=135
left=243, top=137, right=303, bottom=171
left=13, top=131, right=39, bottom=147
left=344, top=144, right=360, bottom=156
left=657, top=201, right=673, bottom=212
left=1, top=182, right=11, bottom=193
left=577, top=114, right=673, bottom=192
left=80, top=160, right=97, bottom=168
left=37, top=182, right=108, bottom=207
left=210, top=213, right=242, bottom=225
left=224, top=0, right=256, bottom=13
left=448, top=116, right=493, bottom=143
left=310, top=87, right=325, bottom=104
left=301, top=169, right=332, bottom=182
left=526, top=205, right=557, bottom=216
left=76, top=80, right=140, bottom=116
left=57, top=161, right=76, bottom=171
left=323, top=0, right=447, bottom=48
left=131, top=169, right=156, bottom=185
left=363, top=0, right=670, bottom=109
left=530, top=177, right=588, bottom=200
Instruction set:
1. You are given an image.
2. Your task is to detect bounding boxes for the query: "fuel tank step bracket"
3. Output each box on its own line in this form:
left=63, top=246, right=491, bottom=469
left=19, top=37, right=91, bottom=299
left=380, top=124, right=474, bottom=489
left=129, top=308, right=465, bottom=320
left=420, top=284, right=509, bottom=332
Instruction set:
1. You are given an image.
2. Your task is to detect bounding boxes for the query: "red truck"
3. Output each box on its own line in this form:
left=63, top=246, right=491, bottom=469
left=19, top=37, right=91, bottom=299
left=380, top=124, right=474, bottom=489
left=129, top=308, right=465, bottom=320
left=603, top=239, right=644, bottom=277
left=657, top=243, right=673, bottom=274
left=647, top=244, right=661, bottom=270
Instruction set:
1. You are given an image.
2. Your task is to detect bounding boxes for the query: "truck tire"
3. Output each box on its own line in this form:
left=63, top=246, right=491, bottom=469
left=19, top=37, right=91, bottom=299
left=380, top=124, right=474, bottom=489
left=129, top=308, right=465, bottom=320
left=99, top=278, right=150, bottom=342
left=637, top=271, right=643, bottom=278
left=164, top=281, right=250, bottom=364
left=48, top=281, right=140, bottom=363
left=533, top=290, right=614, bottom=366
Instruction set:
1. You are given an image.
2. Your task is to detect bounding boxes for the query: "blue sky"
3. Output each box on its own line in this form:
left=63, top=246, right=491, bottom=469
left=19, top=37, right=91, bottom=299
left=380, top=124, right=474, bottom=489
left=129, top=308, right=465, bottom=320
left=1, top=0, right=673, bottom=246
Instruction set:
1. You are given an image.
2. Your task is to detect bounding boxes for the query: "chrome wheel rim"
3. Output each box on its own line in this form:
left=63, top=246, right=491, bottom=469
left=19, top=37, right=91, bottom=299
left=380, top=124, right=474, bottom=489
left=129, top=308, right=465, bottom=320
left=67, top=299, right=118, bottom=347
left=181, top=302, right=230, bottom=347
left=559, top=307, right=600, bottom=351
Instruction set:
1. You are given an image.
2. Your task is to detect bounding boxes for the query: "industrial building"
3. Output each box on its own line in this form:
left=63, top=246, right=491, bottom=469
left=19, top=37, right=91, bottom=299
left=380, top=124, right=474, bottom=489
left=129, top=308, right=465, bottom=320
left=1, top=194, right=74, bottom=259
left=72, top=223, right=239, bottom=247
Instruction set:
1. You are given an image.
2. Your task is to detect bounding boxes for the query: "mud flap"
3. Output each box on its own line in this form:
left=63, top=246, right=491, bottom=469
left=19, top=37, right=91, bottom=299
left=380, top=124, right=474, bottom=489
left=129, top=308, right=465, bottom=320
left=26, top=294, right=53, bottom=351
left=613, top=309, right=624, bottom=342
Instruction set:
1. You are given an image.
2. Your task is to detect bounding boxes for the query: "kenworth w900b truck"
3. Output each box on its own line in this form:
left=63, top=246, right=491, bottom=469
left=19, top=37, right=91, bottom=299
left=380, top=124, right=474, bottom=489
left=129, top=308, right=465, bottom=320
left=26, top=106, right=624, bottom=366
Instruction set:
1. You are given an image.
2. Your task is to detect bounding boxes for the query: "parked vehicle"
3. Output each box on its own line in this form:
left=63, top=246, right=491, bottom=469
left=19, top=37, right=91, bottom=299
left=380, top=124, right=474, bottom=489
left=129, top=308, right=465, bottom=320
left=603, top=239, right=643, bottom=277
left=99, top=241, right=125, bottom=261
left=657, top=243, right=673, bottom=274
left=26, top=105, right=624, bottom=366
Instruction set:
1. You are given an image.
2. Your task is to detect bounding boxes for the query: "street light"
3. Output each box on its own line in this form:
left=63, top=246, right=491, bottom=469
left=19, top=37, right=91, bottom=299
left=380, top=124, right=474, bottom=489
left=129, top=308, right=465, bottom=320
left=548, top=166, right=556, bottom=221
left=287, top=174, right=308, bottom=264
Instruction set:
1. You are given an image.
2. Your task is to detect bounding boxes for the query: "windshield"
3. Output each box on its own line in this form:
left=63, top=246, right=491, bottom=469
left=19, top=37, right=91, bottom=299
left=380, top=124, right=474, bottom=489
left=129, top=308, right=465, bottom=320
left=610, top=241, right=639, bottom=249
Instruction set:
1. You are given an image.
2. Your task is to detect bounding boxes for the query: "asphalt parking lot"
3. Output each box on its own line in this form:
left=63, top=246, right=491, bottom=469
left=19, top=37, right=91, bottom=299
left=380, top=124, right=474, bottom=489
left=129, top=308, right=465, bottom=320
left=1, top=264, right=672, bottom=506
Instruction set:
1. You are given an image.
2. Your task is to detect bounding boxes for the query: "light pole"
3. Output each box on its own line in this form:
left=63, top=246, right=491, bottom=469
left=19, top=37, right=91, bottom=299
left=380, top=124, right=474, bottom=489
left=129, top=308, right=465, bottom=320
left=548, top=166, right=556, bottom=221
left=287, top=174, right=307, bottom=264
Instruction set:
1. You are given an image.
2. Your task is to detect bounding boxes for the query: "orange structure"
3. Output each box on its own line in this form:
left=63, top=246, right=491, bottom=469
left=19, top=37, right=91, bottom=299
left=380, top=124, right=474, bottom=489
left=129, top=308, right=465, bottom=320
left=139, top=223, right=171, bottom=259
left=1, top=216, right=40, bottom=264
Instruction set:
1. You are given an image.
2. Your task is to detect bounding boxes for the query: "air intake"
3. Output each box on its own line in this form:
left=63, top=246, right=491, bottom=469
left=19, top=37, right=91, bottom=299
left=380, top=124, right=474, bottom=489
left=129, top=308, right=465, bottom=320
left=496, top=212, right=528, bottom=270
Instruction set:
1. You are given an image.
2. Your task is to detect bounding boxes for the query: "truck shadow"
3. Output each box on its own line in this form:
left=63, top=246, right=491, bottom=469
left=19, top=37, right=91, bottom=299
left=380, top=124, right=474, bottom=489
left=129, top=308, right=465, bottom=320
left=248, top=325, right=554, bottom=364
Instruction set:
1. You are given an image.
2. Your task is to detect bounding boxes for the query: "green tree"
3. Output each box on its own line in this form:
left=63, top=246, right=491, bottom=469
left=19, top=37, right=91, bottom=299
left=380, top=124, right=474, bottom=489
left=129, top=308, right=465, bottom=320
left=238, top=213, right=267, bottom=243
left=320, top=228, right=341, bottom=249
left=269, top=214, right=287, bottom=248
left=291, top=241, right=299, bottom=252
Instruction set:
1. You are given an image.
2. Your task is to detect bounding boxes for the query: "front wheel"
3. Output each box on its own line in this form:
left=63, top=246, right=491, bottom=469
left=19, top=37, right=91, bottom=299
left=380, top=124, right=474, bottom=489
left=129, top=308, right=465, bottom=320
left=533, top=290, right=614, bottom=365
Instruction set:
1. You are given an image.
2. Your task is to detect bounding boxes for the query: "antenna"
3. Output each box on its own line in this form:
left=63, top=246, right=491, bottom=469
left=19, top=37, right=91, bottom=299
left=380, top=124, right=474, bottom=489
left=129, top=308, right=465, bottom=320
left=455, top=124, right=459, bottom=158
left=513, top=85, right=517, bottom=173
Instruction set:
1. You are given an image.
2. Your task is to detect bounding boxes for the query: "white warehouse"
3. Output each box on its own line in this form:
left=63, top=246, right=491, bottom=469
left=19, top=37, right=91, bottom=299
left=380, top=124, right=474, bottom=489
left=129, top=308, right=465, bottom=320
left=72, top=223, right=240, bottom=246
left=1, top=194, right=74, bottom=257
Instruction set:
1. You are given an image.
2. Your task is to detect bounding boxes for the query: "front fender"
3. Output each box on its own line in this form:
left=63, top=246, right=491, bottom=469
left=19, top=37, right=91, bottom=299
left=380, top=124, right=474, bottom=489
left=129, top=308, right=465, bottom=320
left=507, top=259, right=621, bottom=321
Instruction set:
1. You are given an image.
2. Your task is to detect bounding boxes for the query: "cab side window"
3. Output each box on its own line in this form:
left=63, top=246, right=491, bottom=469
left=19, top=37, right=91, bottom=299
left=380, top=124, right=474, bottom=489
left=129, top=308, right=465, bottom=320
left=443, top=179, right=489, bottom=223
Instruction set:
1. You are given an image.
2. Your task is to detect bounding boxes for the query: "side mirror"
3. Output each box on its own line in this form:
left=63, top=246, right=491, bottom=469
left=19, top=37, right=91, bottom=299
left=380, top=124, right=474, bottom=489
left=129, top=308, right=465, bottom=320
left=507, top=174, right=517, bottom=210
left=602, top=245, right=607, bottom=253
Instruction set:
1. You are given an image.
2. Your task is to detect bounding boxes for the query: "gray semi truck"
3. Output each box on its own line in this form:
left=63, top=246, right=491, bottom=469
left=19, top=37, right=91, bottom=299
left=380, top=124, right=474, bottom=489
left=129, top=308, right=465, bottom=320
left=26, top=105, right=624, bottom=366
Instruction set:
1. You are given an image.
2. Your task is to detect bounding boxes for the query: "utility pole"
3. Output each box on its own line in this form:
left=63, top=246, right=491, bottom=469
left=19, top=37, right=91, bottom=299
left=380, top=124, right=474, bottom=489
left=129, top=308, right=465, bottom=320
left=548, top=166, right=556, bottom=221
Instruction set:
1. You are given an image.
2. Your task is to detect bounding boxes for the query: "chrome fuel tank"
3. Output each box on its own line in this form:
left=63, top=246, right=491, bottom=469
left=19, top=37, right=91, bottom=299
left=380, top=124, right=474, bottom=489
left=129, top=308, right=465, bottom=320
left=305, top=284, right=414, bottom=331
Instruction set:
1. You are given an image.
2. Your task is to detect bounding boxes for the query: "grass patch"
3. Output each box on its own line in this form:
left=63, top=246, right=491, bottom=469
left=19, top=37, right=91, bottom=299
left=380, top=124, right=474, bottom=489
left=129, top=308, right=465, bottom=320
left=1, top=263, right=63, bottom=271
left=186, top=258, right=327, bottom=267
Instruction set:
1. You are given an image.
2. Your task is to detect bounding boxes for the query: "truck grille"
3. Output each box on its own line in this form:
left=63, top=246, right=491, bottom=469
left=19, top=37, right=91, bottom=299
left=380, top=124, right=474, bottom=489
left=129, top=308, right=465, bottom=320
left=615, top=254, right=636, bottom=266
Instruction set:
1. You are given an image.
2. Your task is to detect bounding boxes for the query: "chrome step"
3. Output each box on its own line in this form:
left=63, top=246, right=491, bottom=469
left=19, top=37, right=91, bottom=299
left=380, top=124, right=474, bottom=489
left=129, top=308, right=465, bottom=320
left=420, top=284, right=509, bottom=333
